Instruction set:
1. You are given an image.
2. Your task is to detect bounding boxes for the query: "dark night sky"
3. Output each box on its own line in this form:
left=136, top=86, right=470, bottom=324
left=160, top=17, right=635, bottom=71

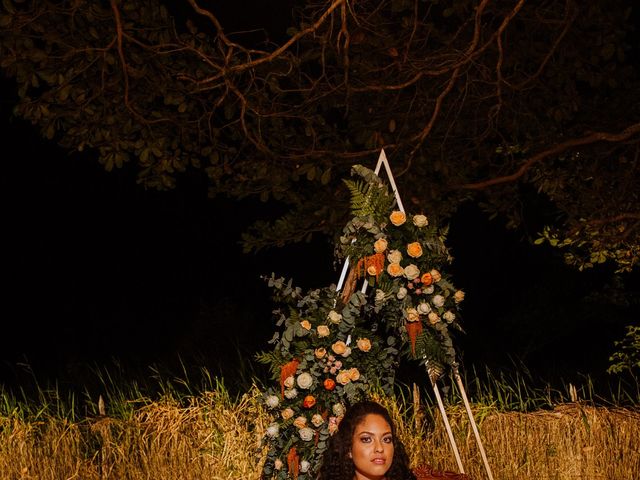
left=1, top=3, right=638, bottom=394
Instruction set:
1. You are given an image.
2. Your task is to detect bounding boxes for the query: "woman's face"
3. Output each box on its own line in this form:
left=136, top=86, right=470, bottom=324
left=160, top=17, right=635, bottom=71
left=350, top=413, right=395, bottom=480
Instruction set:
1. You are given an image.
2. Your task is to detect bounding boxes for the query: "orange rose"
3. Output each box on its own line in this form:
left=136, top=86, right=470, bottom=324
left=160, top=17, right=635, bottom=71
left=300, top=320, right=311, bottom=330
left=356, top=338, right=372, bottom=352
left=303, top=395, right=316, bottom=409
left=387, top=263, right=404, bottom=277
left=421, top=272, right=433, bottom=286
left=331, top=341, right=348, bottom=355
left=315, top=347, right=327, bottom=359
left=389, top=211, right=406, bottom=226
left=324, top=378, right=336, bottom=391
left=407, top=242, right=423, bottom=258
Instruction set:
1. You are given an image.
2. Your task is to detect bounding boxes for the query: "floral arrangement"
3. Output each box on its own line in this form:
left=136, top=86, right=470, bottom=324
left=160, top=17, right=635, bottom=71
left=258, top=165, right=465, bottom=479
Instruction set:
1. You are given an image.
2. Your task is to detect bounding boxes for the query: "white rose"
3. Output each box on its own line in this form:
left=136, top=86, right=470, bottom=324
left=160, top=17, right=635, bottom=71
left=432, top=295, right=445, bottom=308
left=266, top=423, right=279, bottom=438
left=297, top=372, right=313, bottom=390
left=283, top=376, right=295, bottom=389
left=443, top=311, right=456, bottom=323
left=284, top=388, right=298, bottom=399
left=274, top=459, right=283, bottom=470
left=299, top=427, right=315, bottom=442
left=327, top=310, right=342, bottom=324
left=332, top=403, right=345, bottom=417
left=404, top=264, right=420, bottom=280
left=417, top=302, right=431, bottom=315
left=311, top=414, right=324, bottom=427
left=423, top=285, right=435, bottom=294
left=265, top=395, right=279, bottom=409
left=413, top=214, right=429, bottom=227
left=397, top=287, right=408, bottom=300
left=300, top=460, right=311, bottom=473
left=387, top=249, right=403, bottom=264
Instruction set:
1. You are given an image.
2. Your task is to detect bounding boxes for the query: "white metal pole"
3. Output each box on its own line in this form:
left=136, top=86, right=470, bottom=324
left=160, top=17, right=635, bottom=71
left=427, top=362, right=465, bottom=474
left=453, top=365, right=495, bottom=480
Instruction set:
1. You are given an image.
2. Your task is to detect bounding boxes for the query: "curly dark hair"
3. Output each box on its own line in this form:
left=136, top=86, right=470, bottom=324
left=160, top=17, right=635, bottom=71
left=316, top=401, right=417, bottom=480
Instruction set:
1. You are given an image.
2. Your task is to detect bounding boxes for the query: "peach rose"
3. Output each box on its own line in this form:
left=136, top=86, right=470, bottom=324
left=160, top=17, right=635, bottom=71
left=336, top=370, right=351, bottom=385
left=387, top=263, right=404, bottom=277
left=454, top=290, right=465, bottom=303
left=443, top=311, right=456, bottom=323
left=390, top=210, right=406, bottom=226
left=367, top=265, right=379, bottom=276
left=356, top=338, right=372, bottom=352
left=413, top=214, right=429, bottom=227
left=430, top=269, right=442, bottom=282
left=317, top=325, right=330, bottom=337
left=428, top=312, right=441, bottom=325
left=374, top=238, right=388, bottom=253
left=331, top=341, right=348, bottom=355
left=300, top=320, right=311, bottom=330
left=407, top=242, right=423, bottom=258
left=293, top=416, right=307, bottom=429
left=315, top=347, right=327, bottom=359
left=281, top=408, right=294, bottom=420
left=284, top=376, right=295, bottom=389
left=274, top=459, right=283, bottom=470
left=348, top=368, right=360, bottom=381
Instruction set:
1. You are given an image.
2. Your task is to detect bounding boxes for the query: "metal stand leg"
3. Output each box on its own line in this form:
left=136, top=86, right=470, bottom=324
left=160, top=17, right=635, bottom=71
left=453, top=365, right=495, bottom=480
left=427, top=362, right=465, bottom=474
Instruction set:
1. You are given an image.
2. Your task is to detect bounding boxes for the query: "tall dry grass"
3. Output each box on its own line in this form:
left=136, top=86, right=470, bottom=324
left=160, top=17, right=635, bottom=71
left=1, top=385, right=638, bottom=480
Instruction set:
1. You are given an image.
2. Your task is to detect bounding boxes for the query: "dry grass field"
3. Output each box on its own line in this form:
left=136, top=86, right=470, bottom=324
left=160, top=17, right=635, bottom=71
left=1, top=383, right=638, bottom=480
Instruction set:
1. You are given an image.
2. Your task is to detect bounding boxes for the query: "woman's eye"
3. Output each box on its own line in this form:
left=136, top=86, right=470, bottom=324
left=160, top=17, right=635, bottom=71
left=360, top=437, right=372, bottom=443
left=383, top=436, right=393, bottom=443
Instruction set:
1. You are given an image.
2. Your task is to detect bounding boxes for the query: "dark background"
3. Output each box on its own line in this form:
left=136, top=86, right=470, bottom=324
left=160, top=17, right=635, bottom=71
left=1, top=2, right=638, bottom=396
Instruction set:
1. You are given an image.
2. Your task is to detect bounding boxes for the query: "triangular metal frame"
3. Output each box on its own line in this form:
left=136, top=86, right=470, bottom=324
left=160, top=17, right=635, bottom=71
left=335, top=149, right=494, bottom=480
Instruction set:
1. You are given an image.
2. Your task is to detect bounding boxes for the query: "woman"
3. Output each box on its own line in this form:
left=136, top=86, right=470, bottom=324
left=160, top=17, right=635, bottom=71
left=317, top=400, right=417, bottom=480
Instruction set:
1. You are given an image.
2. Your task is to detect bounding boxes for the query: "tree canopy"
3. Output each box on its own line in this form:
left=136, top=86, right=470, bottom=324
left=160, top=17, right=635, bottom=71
left=1, top=0, right=639, bottom=271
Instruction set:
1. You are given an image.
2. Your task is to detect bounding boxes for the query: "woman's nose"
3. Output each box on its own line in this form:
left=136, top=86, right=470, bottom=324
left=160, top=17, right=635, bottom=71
left=374, top=440, right=384, bottom=452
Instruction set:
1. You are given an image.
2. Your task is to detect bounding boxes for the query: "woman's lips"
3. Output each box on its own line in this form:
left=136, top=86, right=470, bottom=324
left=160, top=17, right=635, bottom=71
left=372, top=457, right=386, bottom=465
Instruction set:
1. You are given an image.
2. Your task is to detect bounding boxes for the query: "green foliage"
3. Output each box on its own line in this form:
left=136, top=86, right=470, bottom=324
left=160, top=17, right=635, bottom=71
left=609, top=325, right=640, bottom=375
